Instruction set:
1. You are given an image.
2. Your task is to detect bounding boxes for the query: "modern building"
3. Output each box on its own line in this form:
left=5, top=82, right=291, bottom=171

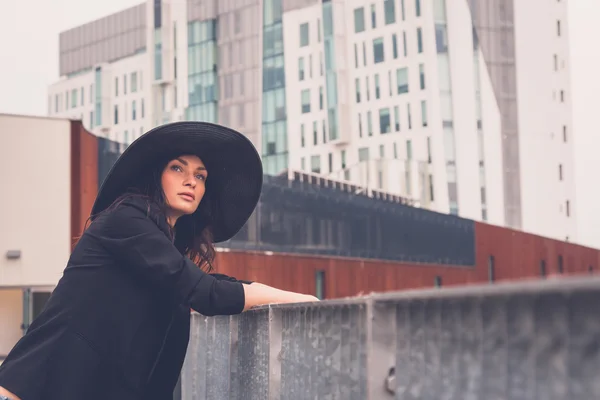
left=47, top=0, right=576, bottom=242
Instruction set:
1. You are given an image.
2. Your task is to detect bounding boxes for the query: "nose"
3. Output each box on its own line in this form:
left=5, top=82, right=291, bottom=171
left=183, top=174, right=197, bottom=188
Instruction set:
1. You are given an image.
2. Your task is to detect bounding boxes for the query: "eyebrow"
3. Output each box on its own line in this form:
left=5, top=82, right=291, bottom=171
left=176, top=158, right=207, bottom=171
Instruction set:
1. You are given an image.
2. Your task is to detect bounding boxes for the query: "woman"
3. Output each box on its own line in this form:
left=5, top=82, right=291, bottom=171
left=0, top=121, right=318, bottom=400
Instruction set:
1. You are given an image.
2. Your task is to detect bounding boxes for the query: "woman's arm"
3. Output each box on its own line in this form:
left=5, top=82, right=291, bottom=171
left=242, top=282, right=319, bottom=310
left=211, top=273, right=319, bottom=309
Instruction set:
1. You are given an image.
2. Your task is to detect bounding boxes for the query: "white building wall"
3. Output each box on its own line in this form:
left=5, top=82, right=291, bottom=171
left=514, top=0, right=576, bottom=241
left=284, top=4, right=329, bottom=174
left=445, top=1, right=482, bottom=221
left=48, top=53, right=150, bottom=145
left=0, top=115, right=71, bottom=287
left=478, top=50, right=506, bottom=226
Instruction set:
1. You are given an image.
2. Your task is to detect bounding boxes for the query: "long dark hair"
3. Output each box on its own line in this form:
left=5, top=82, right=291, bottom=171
left=86, top=156, right=215, bottom=272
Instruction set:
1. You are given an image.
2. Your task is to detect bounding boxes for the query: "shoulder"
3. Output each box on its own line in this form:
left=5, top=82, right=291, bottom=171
left=91, top=195, right=171, bottom=238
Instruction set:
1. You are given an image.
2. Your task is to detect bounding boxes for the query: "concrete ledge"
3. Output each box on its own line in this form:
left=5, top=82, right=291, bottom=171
left=181, top=277, right=600, bottom=399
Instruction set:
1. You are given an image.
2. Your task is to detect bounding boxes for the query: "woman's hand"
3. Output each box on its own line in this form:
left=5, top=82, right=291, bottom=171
left=242, top=283, right=320, bottom=311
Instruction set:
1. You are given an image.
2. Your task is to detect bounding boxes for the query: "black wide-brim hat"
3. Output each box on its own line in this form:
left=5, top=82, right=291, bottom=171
left=90, top=121, right=263, bottom=243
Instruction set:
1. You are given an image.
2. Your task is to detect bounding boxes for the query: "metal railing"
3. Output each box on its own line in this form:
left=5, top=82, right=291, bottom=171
left=180, top=276, right=600, bottom=399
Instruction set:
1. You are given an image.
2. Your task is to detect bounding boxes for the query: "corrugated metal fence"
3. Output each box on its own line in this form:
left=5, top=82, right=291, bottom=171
left=180, top=277, right=600, bottom=399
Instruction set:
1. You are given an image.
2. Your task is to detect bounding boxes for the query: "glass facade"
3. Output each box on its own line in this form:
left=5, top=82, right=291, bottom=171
left=323, top=1, right=339, bottom=141
left=262, top=0, right=288, bottom=175
left=185, top=20, right=218, bottom=123
left=153, top=0, right=162, bottom=81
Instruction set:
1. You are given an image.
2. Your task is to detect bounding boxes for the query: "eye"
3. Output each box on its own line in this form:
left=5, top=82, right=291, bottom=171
left=171, top=165, right=183, bottom=172
left=196, top=174, right=206, bottom=181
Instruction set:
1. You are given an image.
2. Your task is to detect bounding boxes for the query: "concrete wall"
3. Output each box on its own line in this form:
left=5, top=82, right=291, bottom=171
left=0, top=114, right=72, bottom=287
left=181, top=277, right=600, bottom=399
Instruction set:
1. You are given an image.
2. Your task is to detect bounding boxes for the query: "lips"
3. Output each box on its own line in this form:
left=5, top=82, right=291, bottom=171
left=178, top=193, right=195, bottom=201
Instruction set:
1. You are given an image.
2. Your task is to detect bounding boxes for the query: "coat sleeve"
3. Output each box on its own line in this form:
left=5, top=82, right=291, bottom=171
left=90, top=202, right=246, bottom=316
left=210, top=273, right=253, bottom=285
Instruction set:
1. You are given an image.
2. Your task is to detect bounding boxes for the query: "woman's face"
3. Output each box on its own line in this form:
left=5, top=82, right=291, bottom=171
left=161, top=154, right=207, bottom=225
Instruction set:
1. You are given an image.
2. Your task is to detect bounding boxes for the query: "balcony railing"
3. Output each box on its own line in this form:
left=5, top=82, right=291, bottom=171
left=180, top=276, right=600, bottom=399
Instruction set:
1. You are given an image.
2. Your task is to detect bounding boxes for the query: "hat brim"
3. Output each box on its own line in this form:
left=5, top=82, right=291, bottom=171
left=91, top=121, right=263, bottom=243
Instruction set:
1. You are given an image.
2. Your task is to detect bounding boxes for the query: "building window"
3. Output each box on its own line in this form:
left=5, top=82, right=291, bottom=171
left=359, top=147, right=370, bottom=162
left=115, top=77, right=119, bottom=96
left=299, top=57, right=305, bottom=81
left=488, top=255, right=495, bottom=282
left=407, top=103, right=412, bottom=129
left=132, top=101, right=137, bottom=120
left=406, top=139, right=413, bottom=159
left=559, top=164, right=563, bottom=180
left=354, top=43, right=359, bottom=67
left=322, top=120, right=327, bottom=143
left=427, top=137, right=432, bottom=163
left=392, top=34, right=398, bottom=59
left=403, top=31, right=408, bottom=56
left=566, top=200, right=570, bottom=217
left=419, top=64, right=425, bottom=89
left=358, top=113, right=363, bottom=137
left=311, top=155, right=321, bottom=174
left=429, top=174, right=435, bottom=201
left=89, top=84, right=93, bottom=104
left=309, top=55, right=313, bottom=78
left=558, top=255, right=564, bottom=274
left=367, top=111, right=373, bottom=136
left=563, top=125, right=567, bottom=142
left=554, top=54, right=558, bottom=71
left=560, top=90, right=565, bottom=102
left=80, top=87, right=84, bottom=106
left=388, top=71, right=393, bottom=96
left=379, top=108, right=391, bottom=134
left=71, top=89, right=77, bottom=108
left=370, top=4, right=376, bottom=28
left=416, top=0, right=421, bottom=17
left=540, top=260, right=547, bottom=278
left=312, top=121, right=318, bottom=145
left=315, top=270, right=326, bottom=299
left=141, top=99, right=145, bottom=118
left=341, top=150, right=347, bottom=169
left=124, top=130, right=129, bottom=145
left=557, top=20, right=561, bottom=36
left=354, top=7, right=365, bottom=33
left=375, top=74, right=381, bottom=99
left=317, top=18, right=321, bottom=42
left=373, top=37, right=385, bottom=63
left=421, top=100, right=428, bottom=127
left=300, top=23, right=309, bottom=47
left=394, top=106, right=400, bottom=131
left=89, top=111, right=94, bottom=128
left=393, top=142, right=398, bottom=158
left=397, top=67, right=409, bottom=94
left=328, top=153, right=333, bottom=173
left=123, top=74, right=128, bottom=94
left=319, top=86, right=324, bottom=109
left=301, top=89, right=311, bottom=113
left=434, top=276, right=442, bottom=287
left=301, top=157, right=306, bottom=171
left=301, top=124, right=305, bottom=147
left=366, top=76, right=370, bottom=100
left=355, top=78, right=361, bottom=103
left=401, top=0, right=406, bottom=20
left=417, top=28, right=423, bottom=53
left=363, top=42, right=367, bottom=66
left=114, top=105, right=119, bottom=124
left=384, top=0, right=396, bottom=24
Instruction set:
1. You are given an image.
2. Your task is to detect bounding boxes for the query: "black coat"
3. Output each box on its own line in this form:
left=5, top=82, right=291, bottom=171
left=0, top=196, right=249, bottom=400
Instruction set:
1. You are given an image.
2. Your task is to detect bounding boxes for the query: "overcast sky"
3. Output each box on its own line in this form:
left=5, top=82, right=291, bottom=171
left=0, top=0, right=599, bottom=248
